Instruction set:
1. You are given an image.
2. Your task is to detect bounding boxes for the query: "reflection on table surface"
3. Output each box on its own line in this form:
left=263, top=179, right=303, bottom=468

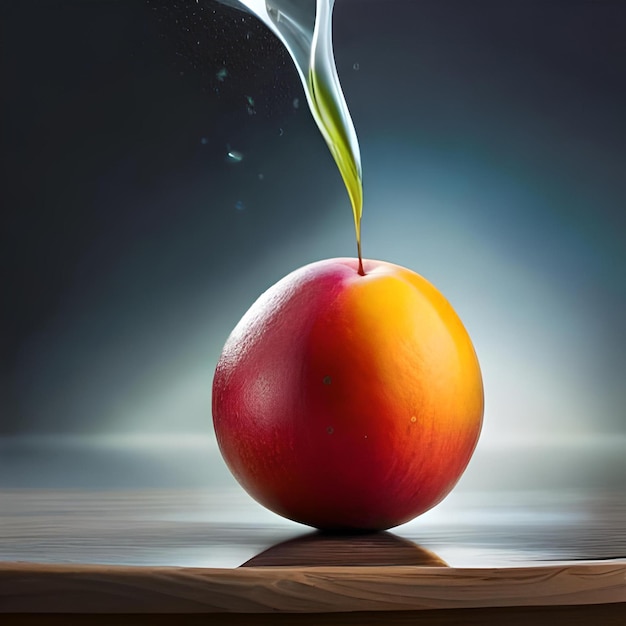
left=240, top=532, right=450, bottom=568
left=1, top=435, right=625, bottom=569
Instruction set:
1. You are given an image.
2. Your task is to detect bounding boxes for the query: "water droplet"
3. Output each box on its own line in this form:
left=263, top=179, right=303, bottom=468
left=245, top=95, right=256, bottom=115
left=278, top=128, right=284, bottom=136
left=226, top=150, right=243, bottom=163
left=235, top=200, right=245, bottom=211
left=410, top=416, right=417, bottom=423
left=326, top=426, right=334, bottom=435
left=353, top=62, right=360, bottom=70
left=200, top=137, right=208, bottom=145
left=258, top=173, right=264, bottom=180
left=216, top=67, right=228, bottom=82
left=293, top=97, right=300, bottom=109
left=323, top=376, right=332, bottom=385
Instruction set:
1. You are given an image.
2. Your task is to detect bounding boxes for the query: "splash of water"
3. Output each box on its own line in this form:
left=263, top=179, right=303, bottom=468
left=218, top=0, right=364, bottom=272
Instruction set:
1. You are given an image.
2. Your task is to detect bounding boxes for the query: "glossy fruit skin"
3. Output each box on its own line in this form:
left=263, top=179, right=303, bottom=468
left=212, top=258, right=483, bottom=531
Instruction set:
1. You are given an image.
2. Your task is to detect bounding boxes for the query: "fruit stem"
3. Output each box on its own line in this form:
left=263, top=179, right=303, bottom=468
left=357, top=238, right=365, bottom=276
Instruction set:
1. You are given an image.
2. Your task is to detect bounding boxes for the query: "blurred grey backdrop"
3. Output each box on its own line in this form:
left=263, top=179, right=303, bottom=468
left=1, top=0, right=625, bottom=490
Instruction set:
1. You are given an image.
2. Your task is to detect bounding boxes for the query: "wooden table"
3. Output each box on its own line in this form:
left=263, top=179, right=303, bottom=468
left=1, top=436, right=625, bottom=624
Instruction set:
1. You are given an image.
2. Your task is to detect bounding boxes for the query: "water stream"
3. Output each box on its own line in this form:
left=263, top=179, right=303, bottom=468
left=218, top=0, right=364, bottom=271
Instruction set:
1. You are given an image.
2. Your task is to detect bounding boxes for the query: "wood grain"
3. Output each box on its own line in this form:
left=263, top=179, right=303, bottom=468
left=1, top=561, right=625, bottom=614
left=3, top=487, right=625, bottom=568
left=2, top=453, right=626, bottom=622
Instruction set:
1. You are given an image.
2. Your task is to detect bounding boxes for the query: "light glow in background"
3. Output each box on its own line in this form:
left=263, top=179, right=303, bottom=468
left=1, top=0, right=625, bottom=495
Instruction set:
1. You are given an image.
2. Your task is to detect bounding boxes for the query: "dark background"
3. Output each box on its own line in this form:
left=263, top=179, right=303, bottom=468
left=1, top=0, right=625, bottom=456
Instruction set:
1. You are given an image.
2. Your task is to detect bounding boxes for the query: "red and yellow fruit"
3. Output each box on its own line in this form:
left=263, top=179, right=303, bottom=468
left=212, top=258, right=483, bottom=530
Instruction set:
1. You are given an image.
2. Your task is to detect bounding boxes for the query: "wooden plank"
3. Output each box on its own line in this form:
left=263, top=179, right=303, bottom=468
left=1, top=562, right=625, bottom=614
